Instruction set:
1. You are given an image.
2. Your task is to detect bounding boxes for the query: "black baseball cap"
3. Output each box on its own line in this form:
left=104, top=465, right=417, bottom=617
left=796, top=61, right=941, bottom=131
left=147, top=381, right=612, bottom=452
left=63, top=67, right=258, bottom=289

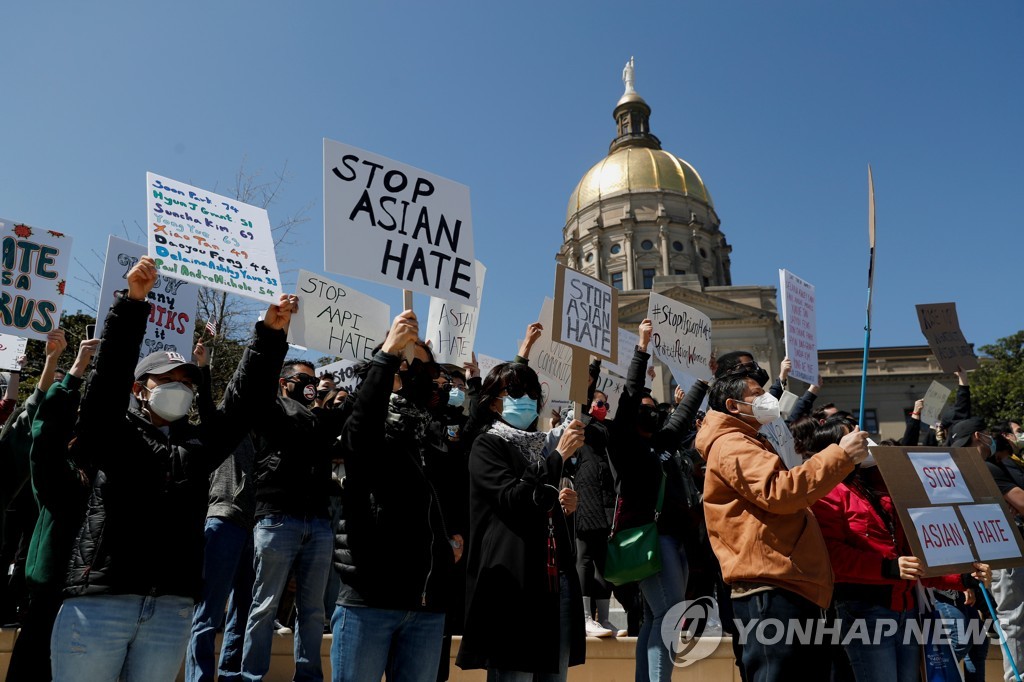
left=948, top=417, right=987, bottom=448
left=134, top=350, right=201, bottom=383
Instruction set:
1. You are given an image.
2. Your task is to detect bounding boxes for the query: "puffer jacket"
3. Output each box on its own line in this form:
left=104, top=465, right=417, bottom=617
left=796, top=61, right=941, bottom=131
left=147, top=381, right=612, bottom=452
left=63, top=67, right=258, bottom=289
left=64, top=295, right=285, bottom=601
left=813, top=477, right=964, bottom=611
left=696, top=409, right=855, bottom=608
left=332, top=350, right=454, bottom=612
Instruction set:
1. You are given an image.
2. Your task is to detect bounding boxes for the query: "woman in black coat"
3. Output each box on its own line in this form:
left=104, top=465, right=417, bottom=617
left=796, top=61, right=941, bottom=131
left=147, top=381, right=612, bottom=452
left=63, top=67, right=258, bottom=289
left=457, top=361, right=586, bottom=681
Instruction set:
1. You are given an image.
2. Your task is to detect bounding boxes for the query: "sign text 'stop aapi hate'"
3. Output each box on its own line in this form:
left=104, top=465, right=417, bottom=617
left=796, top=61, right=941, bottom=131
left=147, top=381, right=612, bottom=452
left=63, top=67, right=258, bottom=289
left=0, top=218, right=72, bottom=342
left=323, top=139, right=477, bottom=305
left=146, top=173, right=282, bottom=304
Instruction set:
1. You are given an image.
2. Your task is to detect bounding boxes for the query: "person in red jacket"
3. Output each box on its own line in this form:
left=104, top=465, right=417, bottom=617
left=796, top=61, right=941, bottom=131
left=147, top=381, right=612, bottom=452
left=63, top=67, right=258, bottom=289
left=811, top=420, right=990, bottom=682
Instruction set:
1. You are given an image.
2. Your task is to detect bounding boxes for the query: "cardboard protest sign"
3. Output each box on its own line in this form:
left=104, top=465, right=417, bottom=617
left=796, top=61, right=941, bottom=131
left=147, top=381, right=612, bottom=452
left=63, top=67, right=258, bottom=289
left=96, top=236, right=200, bottom=362
left=916, top=302, right=979, bottom=373
left=0, top=333, right=28, bottom=371
left=646, top=291, right=712, bottom=382
left=287, top=270, right=390, bottom=362
left=874, top=446, right=1024, bottom=576
left=317, top=358, right=364, bottom=391
left=427, top=261, right=486, bottom=365
left=551, top=265, right=618, bottom=405
left=0, top=219, right=72, bottom=342
left=779, top=269, right=818, bottom=384
left=146, top=173, right=282, bottom=304
left=920, top=381, right=953, bottom=427
left=323, top=139, right=477, bottom=304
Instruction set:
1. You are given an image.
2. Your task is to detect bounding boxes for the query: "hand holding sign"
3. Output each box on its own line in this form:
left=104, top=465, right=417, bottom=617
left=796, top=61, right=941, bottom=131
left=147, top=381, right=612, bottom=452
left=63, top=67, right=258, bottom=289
left=638, top=319, right=652, bottom=352
left=264, top=295, right=299, bottom=332
left=382, top=311, right=419, bottom=356
left=839, top=427, right=870, bottom=464
left=45, top=330, right=67, bottom=361
left=556, top=419, right=585, bottom=461
left=128, top=256, right=158, bottom=301
left=519, top=322, right=544, bottom=360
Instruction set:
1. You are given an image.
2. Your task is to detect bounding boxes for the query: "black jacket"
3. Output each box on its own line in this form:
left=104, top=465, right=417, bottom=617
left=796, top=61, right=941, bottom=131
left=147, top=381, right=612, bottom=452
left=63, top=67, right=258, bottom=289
left=332, top=350, right=454, bottom=612
left=64, top=296, right=285, bottom=600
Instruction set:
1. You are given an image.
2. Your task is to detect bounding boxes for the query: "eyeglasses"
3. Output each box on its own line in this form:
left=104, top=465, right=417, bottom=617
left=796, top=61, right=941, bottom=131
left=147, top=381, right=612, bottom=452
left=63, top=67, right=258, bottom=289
left=404, top=358, right=440, bottom=380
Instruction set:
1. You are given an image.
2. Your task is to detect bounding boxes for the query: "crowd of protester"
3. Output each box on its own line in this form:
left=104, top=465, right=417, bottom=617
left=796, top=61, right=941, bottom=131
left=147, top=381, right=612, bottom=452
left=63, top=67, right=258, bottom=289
left=0, top=254, right=1020, bottom=681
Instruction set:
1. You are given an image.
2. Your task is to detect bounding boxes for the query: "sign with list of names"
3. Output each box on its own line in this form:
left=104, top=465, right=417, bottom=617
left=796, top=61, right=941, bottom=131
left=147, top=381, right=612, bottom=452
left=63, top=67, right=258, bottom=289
left=0, top=218, right=72, bottom=342
left=323, top=139, right=477, bottom=304
left=779, top=269, right=818, bottom=384
left=146, top=173, right=282, bottom=304
left=0, top=333, right=28, bottom=371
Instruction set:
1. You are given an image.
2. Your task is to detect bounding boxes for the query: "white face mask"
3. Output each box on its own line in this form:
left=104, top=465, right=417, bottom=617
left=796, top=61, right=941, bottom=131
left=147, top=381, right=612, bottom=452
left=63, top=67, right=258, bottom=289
left=735, top=393, right=782, bottom=424
left=144, top=382, right=195, bottom=422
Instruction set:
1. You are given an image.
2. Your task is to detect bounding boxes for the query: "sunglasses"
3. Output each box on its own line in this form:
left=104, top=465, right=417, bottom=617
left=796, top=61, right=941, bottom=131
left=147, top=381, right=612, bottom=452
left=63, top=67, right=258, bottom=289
left=505, top=383, right=541, bottom=401
left=594, top=400, right=607, bottom=408
left=286, top=374, right=317, bottom=386
left=404, top=358, right=441, bottom=380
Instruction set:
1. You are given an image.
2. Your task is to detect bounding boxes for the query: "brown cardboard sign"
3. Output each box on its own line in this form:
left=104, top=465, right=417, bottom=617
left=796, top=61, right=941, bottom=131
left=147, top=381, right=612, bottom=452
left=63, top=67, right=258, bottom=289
left=916, top=302, right=979, bottom=373
left=873, top=446, right=1024, bottom=577
left=552, top=265, right=618, bottom=407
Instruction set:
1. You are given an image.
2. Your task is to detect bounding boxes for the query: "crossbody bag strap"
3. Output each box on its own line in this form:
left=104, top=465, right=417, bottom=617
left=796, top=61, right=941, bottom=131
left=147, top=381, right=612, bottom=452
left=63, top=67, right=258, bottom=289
left=653, top=472, right=666, bottom=521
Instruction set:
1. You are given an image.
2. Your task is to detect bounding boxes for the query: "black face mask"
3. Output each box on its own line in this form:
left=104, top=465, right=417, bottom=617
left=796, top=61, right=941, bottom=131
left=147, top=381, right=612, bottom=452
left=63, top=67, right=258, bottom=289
left=285, top=374, right=317, bottom=406
left=398, top=359, right=440, bottom=408
left=638, top=405, right=661, bottom=433
left=428, top=383, right=451, bottom=413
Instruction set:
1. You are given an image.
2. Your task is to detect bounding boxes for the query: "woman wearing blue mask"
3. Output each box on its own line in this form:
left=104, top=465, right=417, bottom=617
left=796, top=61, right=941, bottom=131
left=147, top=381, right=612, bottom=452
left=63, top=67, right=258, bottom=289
left=457, top=359, right=587, bottom=682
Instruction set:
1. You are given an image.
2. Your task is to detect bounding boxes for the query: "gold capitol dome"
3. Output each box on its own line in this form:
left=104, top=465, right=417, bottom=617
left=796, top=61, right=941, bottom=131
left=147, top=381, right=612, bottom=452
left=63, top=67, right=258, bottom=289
left=566, top=57, right=714, bottom=224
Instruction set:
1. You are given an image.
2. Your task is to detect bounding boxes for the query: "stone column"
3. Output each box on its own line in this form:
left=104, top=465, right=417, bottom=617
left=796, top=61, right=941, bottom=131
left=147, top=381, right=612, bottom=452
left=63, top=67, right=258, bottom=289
left=623, top=227, right=635, bottom=290
left=659, top=223, right=670, bottom=275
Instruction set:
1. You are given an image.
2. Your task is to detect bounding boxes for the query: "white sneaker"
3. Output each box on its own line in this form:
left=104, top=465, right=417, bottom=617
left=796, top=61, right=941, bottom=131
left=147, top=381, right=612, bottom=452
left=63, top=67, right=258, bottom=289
left=599, top=619, right=618, bottom=635
left=585, top=615, right=614, bottom=638
left=274, top=619, right=293, bottom=635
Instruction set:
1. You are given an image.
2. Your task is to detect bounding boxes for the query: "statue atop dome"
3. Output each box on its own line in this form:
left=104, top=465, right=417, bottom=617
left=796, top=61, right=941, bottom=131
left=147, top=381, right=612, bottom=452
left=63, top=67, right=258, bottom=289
left=622, top=56, right=636, bottom=95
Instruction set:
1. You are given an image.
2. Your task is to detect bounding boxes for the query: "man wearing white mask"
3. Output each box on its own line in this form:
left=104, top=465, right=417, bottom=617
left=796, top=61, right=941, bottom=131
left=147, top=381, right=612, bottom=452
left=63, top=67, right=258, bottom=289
left=695, top=361, right=869, bottom=682
left=50, top=256, right=294, bottom=682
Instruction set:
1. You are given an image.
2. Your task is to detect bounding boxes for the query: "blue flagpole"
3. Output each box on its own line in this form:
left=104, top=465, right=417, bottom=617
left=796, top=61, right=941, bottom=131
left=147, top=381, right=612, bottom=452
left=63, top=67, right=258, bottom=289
left=859, top=166, right=876, bottom=432
left=980, top=583, right=1023, bottom=681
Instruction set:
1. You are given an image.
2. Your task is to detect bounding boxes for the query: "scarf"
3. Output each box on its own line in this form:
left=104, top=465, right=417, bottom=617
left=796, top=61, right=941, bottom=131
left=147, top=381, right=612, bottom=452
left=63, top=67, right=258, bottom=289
left=487, top=420, right=548, bottom=465
left=386, top=393, right=432, bottom=444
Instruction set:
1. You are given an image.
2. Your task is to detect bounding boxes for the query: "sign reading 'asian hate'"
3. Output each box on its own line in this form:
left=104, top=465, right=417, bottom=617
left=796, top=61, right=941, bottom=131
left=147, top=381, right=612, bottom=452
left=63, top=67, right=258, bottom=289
left=427, top=261, right=486, bottom=366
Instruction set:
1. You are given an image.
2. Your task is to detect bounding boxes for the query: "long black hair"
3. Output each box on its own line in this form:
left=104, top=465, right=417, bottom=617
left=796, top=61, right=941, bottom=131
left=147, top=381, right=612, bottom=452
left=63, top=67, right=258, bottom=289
left=475, top=361, right=543, bottom=431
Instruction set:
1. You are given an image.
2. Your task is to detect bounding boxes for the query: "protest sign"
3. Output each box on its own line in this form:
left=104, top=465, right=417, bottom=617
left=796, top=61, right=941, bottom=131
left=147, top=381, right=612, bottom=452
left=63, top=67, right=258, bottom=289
left=0, top=333, right=28, bottom=371
left=778, top=390, right=799, bottom=418
left=287, top=270, right=390, bottom=362
left=317, top=358, right=364, bottom=391
left=427, top=261, right=486, bottom=366
left=603, top=328, right=644, bottom=378
left=593, top=370, right=628, bottom=421
left=323, top=139, right=477, bottom=304
left=760, top=418, right=802, bottom=470
left=779, top=269, right=818, bottom=384
left=646, top=291, right=712, bottom=382
left=476, top=353, right=503, bottom=381
left=96, top=236, right=200, bottom=361
left=0, top=218, right=72, bottom=342
left=916, top=302, right=979, bottom=373
left=874, top=445, right=1024, bottom=576
left=532, top=298, right=573, bottom=415
left=146, top=173, right=282, bottom=304
left=920, top=381, right=953, bottom=427
left=552, top=265, right=617, bottom=362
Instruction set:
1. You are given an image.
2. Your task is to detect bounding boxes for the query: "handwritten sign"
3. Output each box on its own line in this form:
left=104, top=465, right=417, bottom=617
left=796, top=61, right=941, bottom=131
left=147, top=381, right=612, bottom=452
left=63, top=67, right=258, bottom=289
left=908, top=506, right=976, bottom=567
left=593, top=370, right=627, bottom=420
left=476, top=353, right=503, bottom=381
left=778, top=390, right=799, bottom=418
left=552, top=265, right=617, bottom=362
left=317, top=358, right=364, bottom=391
left=533, top=297, right=573, bottom=416
left=960, top=504, right=1020, bottom=561
left=96, top=236, right=200, bottom=362
left=146, top=173, right=281, bottom=304
left=287, top=270, right=390, bottom=362
left=874, top=445, right=1024, bottom=575
left=916, top=302, right=978, bottom=373
left=779, top=269, right=818, bottom=384
left=646, top=291, right=712, bottom=382
left=323, top=139, right=477, bottom=304
left=0, top=333, right=28, bottom=371
left=761, top=418, right=802, bottom=470
left=921, top=381, right=953, bottom=427
left=0, top=218, right=72, bottom=342
left=909, top=452, right=973, bottom=504
left=427, top=261, right=486, bottom=365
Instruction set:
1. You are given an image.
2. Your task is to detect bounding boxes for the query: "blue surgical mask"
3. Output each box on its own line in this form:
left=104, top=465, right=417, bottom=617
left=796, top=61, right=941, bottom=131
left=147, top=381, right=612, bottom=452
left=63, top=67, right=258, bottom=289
left=502, top=395, right=539, bottom=430
left=448, top=387, right=465, bottom=408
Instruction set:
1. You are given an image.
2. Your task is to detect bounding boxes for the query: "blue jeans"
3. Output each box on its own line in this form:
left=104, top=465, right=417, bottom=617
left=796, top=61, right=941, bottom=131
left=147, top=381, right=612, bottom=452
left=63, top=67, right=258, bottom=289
left=836, top=600, right=918, bottom=682
left=636, top=534, right=688, bottom=682
left=486, top=573, right=572, bottom=682
left=186, top=516, right=255, bottom=682
left=731, top=588, right=830, bottom=682
left=241, top=514, right=333, bottom=682
left=330, top=604, right=445, bottom=682
left=50, top=594, right=193, bottom=682
left=933, top=597, right=990, bottom=682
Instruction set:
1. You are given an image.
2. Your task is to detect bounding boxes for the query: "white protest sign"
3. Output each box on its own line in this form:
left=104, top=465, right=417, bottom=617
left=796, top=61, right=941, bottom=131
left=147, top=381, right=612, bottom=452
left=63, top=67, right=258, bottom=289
left=147, top=173, right=281, bottom=304
left=427, top=261, right=486, bottom=365
left=960, top=504, right=1020, bottom=561
left=909, top=452, right=974, bottom=505
left=318, top=358, right=364, bottom=391
left=323, top=139, right=477, bottom=304
left=921, top=381, right=953, bottom=427
left=476, top=353, right=503, bottom=381
left=287, top=270, right=390, bottom=362
left=779, top=269, right=818, bottom=384
left=0, top=219, right=72, bottom=342
left=760, top=418, right=802, bottom=470
left=533, top=298, right=573, bottom=413
left=0, top=333, right=28, bottom=371
left=646, top=291, right=712, bottom=381
left=552, top=265, right=617, bottom=362
left=604, top=328, right=654, bottom=379
left=779, top=390, right=799, bottom=418
left=593, top=370, right=628, bottom=420
left=96, top=236, right=200, bottom=362
left=907, top=506, right=975, bottom=566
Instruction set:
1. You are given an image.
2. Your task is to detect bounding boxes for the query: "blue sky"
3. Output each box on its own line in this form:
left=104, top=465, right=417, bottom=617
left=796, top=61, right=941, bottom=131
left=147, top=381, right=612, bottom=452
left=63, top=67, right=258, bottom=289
left=2, top=1, right=1021, bottom=364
